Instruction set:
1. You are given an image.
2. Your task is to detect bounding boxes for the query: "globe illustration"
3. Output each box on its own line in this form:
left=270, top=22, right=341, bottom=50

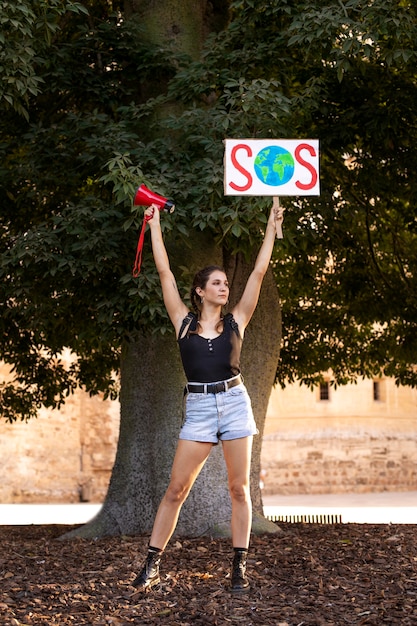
left=254, top=145, right=295, bottom=186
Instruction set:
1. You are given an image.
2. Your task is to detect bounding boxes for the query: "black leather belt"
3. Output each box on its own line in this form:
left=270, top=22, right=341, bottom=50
left=186, top=375, right=242, bottom=394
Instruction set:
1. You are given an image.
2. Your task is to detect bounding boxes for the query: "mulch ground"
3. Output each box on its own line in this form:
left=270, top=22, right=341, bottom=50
left=0, top=522, right=416, bottom=626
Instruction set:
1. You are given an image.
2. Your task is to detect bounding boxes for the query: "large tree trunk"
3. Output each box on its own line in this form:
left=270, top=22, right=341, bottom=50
left=64, top=0, right=281, bottom=540
left=69, top=334, right=183, bottom=538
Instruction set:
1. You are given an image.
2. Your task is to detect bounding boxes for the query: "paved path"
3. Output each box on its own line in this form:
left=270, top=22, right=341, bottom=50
left=0, top=503, right=101, bottom=526
left=0, top=492, right=416, bottom=525
left=263, top=491, right=417, bottom=524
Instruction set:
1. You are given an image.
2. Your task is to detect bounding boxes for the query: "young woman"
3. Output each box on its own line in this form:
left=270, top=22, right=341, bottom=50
left=132, top=198, right=284, bottom=593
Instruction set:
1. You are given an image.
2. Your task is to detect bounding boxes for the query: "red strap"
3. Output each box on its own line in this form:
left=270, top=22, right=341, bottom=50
left=132, top=214, right=151, bottom=277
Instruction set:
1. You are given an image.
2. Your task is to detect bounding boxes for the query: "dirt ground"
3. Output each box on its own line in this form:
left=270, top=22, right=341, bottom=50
left=1, top=522, right=416, bottom=626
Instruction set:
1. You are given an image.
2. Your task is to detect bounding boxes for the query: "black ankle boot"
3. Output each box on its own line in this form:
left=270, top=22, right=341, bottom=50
left=132, top=547, right=162, bottom=590
left=231, top=548, right=250, bottom=593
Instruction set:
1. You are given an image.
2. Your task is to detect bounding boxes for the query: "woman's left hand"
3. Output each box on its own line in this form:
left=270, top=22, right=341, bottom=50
left=271, top=197, right=285, bottom=238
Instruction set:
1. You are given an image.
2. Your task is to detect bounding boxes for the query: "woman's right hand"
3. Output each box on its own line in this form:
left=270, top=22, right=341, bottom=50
left=145, top=203, right=160, bottom=225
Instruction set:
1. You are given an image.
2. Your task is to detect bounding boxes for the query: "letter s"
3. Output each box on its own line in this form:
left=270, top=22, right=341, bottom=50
left=295, top=143, right=318, bottom=191
left=229, top=144, right=253, bottom=192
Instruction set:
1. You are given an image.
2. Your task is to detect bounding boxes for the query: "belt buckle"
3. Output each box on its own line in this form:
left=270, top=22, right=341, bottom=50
left=214, top=381, right=225, bottom=393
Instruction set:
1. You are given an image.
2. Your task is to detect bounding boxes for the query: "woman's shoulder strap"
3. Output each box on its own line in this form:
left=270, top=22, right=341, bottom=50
left=224, top=312, right=240, bottom=336
left=178, top=312, right=197, bottom=339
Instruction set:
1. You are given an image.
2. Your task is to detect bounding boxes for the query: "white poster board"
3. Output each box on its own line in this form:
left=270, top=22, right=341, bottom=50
left=224, top=138, right=320, bottom=196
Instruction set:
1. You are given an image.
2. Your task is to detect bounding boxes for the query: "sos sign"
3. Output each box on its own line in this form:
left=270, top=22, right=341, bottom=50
left=224, top=139, right=320, bottom=196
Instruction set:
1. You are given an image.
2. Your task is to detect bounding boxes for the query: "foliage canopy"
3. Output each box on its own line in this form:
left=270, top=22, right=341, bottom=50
left=1, top=0, right=417, bottom=421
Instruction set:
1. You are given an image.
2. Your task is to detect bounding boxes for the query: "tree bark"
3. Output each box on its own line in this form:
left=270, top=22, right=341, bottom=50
left=63, top=0, right=281, bottom=540
left=68, top=334, right=183, bottom=538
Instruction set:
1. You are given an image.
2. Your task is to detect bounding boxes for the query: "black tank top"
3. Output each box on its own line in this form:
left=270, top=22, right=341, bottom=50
left=178, top=312, right=242, bottom=383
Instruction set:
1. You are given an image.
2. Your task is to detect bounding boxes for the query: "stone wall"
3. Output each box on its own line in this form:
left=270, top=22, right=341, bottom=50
left=261, top=377, right=417, bottom=495
left=1, top=363, right=416, bottom=503
left=0, top=363, right=119, bottom=503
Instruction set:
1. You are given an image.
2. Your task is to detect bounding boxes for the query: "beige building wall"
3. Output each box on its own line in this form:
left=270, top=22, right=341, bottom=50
left=0, top=363, right=119, bottom=503
left=262, top=377, right=417, bottom=495
left=1, top=360, right=416, bottom=503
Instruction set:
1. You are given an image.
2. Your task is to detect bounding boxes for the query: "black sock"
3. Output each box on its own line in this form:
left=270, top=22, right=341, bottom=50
left=148, top=545, right=163, bottom=554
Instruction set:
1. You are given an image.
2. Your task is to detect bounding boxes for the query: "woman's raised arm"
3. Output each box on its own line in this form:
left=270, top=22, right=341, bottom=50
left=146, top=205, right=188, bottom=334
left=232, top=198, right=284, bottom=335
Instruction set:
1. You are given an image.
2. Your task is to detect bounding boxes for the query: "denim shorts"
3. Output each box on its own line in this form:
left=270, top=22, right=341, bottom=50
left=179, top=382, right=258, bottom=443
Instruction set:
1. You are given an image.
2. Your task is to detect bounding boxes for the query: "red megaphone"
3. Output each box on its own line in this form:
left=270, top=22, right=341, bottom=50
left=133, top=184, right=175, bottom=213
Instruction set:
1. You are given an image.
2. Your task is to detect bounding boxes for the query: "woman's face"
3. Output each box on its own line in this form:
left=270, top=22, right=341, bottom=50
left=200, top=270, right=229, bottom=306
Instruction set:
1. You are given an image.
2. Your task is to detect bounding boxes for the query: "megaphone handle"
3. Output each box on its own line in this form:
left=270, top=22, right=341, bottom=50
left=133, top=214, right=151, bottom=277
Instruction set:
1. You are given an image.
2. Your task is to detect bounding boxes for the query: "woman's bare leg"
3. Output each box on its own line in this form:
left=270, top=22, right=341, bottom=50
left=149, top=439, right=213, bottom=550
left=222, top=436, right=253, bottom=548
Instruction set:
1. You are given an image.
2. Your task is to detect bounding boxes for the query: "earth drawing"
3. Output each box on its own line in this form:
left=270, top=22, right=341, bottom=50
left=254, top=145, right=295, bottom=186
